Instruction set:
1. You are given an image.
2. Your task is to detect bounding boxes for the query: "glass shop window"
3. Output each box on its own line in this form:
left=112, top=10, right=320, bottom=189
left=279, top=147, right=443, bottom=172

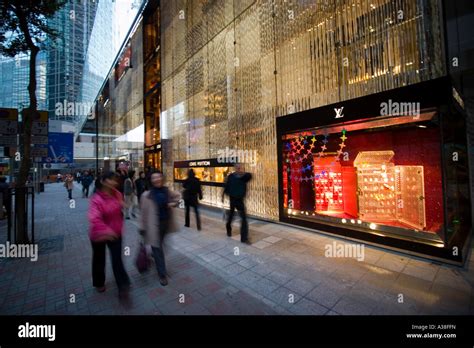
left=281, top=113, right=445, bottom=240
left=174, top=166, right=231, bottom=184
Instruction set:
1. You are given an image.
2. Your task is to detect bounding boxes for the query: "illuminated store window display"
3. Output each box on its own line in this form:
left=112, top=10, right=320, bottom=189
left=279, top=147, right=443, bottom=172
left=174, top=159, right=233, bottom=186
left=283, top=128, right=435, bottom=232
left=277, top=78, right=471, bottom=263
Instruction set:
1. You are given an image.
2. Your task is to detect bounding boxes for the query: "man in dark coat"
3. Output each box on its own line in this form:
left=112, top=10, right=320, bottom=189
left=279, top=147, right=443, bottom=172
left=182, top=169, right=203, bottom=230
left=81, top=170, right=94, bottom=198
left=222, top=163, right=252, bottom=244
left=135, top=171, right=147, bottom=203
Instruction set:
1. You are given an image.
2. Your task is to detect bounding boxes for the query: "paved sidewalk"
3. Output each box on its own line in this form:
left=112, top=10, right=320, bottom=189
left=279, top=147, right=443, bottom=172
left=0, top=183, right=473, bottom=315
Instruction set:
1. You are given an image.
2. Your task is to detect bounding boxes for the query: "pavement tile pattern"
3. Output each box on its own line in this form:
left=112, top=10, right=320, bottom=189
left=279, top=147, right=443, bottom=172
left=0, top=183, right=473, bottom=315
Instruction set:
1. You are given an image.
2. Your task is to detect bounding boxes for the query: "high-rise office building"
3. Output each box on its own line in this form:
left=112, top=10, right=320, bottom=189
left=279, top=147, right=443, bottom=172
left=46, top=0, right=98, bottom=126
left=0, top=0, right=143, bottom=175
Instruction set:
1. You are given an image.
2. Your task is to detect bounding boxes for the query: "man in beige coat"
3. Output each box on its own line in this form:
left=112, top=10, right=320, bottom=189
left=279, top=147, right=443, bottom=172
left=139, top=172, right=180, bottom=286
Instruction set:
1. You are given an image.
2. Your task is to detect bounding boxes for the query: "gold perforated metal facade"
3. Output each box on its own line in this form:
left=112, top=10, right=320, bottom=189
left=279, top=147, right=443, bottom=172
left=161, top=0, right=446, bottom=220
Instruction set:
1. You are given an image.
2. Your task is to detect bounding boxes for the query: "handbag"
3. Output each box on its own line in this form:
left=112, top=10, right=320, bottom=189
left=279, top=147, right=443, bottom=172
left=135, top=241, right=150, bottom=273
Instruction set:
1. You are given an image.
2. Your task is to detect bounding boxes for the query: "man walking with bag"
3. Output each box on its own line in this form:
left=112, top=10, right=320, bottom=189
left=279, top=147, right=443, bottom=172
left=222, top=163, right=252, bottom=244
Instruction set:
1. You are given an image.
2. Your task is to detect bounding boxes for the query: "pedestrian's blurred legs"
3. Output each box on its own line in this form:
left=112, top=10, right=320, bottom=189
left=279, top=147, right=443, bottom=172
left=152, top=220, right=169, bottom=284
left=124, top=195, right=136, bottom=218
left=124, top=195, right=131, bottom=218
left=226, top=198, right=237, bottom=236
left=131, top=198, right=137, bottom=217
left=107, top=238, right=130, bottom=291
left=194, top=204, right=201, bottom=230
left=91, top=241, right=106, bottom=288
left=184, top=202, right=190, bottom=227
left=67, top=189, right=72, bottom=200
left=151, top=246, right=166, bottom=278
left=235, top=198, right=248, bottom=242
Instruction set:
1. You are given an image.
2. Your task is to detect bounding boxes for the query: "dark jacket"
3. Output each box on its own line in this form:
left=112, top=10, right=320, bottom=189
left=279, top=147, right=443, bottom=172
left=135, top=177, right=147, bottom=199
left=183, top=176, right=202, bottom=205
left=116, top=171, right=127, bottom=194
left=224, top=172, right=252, bottom=199
left=82, top=175, right=93, bottom=187
left=0, top=182, right=10, bottom=203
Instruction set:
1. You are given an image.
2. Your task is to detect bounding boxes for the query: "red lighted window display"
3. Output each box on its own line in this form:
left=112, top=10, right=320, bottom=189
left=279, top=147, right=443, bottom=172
left=314, top=158, right=344, bottom=213
left=282, top=123, right=444, bottom=236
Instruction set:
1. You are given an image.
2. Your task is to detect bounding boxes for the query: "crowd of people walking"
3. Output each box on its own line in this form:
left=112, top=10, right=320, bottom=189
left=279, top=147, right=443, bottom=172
left=85, top=163, right=252, bottom=304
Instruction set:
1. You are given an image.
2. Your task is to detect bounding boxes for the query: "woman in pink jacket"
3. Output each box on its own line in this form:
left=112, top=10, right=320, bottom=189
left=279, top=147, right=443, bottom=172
left=88, top=171, right=130, bottom=297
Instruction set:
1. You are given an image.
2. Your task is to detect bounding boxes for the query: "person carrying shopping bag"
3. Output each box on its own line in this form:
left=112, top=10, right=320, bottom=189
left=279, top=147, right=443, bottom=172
left=138, top=171, right=180, bottom=286
left=88, top=171, right=131, bottom=301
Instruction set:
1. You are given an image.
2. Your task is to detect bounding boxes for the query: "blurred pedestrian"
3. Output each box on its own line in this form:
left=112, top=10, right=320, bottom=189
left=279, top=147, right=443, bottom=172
left=222, top=163, right=252, bottom=244
left=139, top=171, right=180, bottom=286
left=135, top=171, right=147, bottom=203
left=145, top=166, right=154, bottom=190
left=0, top=177, right=10, bottom=220
left=183, top=169, right=202, bottom=230
left=81, top=170, right=93, bottom=198
left=64, top=174, right=74, bottom=200
left=124, top=170, right=137, bottom=219
left=76, top=171, right=82, bottom=183
left=88, top=171, right=131, bottom=299
left=116, top=168, right=127, bottom=196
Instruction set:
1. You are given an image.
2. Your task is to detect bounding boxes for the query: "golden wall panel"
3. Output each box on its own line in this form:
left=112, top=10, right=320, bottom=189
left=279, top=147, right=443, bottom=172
left=161, top=0, right=445, bottom=220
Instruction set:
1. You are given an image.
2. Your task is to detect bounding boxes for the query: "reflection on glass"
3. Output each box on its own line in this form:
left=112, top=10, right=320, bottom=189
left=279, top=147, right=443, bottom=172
left=282, top=117, right=443, bottom=241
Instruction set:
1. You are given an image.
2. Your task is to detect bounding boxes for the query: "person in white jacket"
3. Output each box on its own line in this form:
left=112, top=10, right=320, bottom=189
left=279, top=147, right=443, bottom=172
left=139, top=171, right=180, bottom=286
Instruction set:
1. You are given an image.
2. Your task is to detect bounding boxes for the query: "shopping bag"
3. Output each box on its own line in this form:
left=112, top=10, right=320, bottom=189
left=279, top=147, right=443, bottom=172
left=135, top=242, right=150, bottom=273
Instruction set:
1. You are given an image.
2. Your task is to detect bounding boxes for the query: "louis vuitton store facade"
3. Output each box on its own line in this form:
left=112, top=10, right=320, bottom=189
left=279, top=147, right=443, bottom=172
left=160, top=0, right=472, bottom=263
left=277, top=77, right=471, bottom=263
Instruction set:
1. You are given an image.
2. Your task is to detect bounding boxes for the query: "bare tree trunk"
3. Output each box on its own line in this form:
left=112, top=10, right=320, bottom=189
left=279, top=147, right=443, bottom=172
left=14, top=7, right=39, bottom=243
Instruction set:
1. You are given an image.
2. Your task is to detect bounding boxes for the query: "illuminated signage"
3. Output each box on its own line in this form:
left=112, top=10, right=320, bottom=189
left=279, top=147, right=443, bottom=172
left=189, top=161, right=211, bottom=167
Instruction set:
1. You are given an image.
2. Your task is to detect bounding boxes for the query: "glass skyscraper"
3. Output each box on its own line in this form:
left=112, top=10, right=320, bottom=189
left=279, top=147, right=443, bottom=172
left=0, top=0, right=141, bottom=133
